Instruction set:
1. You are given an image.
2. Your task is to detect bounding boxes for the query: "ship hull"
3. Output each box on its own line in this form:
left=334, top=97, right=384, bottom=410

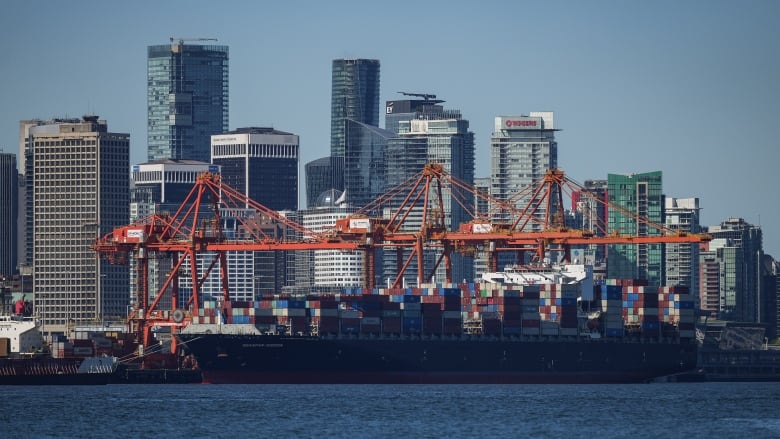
left=0, top=358, right=113, bottom=386
left=179, top=333, right=697, bottom=384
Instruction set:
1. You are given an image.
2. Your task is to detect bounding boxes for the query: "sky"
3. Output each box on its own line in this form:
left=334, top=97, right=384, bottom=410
left=1, top=0, right=779, bottom=255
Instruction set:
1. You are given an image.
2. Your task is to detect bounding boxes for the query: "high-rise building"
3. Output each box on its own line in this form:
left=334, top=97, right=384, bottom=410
left=699, top=246, right=721, bottom=318
left=384, top=110, right=475, bottom=284
left=0, top=152, right=18, bottom=277
left=707, top=217, right=763, bottom=322
left=760, top=255, right=778, bottom=340
left=490, top=113, right=558, bottom=229
left=29, top=116, right=129, bottom=334
left=210, top=127, right=299, bottom=296
left=19, top=119, right=53, bottom=268
left=571, top=179, right=609, bottom=263
left=330, top=59, right=380, bottom=159
left=664, top=197, right=701, bottom=293
left=147, top=41, right=229, bottom=163
left=343, top=119, right=394, bottom=210
left=384, top=95, right=453, bottom=134
left=211, top=127, right=299, bottom=211
left=607, top=171, right=664, bottom=285
left=305, top=156, right=344, bottom=209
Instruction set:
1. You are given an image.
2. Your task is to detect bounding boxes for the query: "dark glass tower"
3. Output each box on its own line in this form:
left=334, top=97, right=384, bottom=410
left=211, top=127, right=299, bottom=211
left=148, top=41, right=229, bottom=163
left=0, top=152, right=18, bottom=277
left=343, top=119, right=393, bottom=210
left=305, top=156, right=344, bottom=209
left=330, top=59, right=380, bottom=158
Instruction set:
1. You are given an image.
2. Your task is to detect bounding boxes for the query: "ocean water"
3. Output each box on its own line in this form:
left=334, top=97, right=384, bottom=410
left=1, top=383, right=779, bottom=438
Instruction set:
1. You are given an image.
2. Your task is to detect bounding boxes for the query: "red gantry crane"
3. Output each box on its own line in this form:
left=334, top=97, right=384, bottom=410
left=93, top=165, right=710, bottom=359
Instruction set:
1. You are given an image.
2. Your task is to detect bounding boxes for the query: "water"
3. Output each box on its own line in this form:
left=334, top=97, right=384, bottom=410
left=1, top=383, right=779, bottom=438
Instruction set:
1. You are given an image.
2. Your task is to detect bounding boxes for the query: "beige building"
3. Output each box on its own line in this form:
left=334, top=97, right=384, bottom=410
left=28, top=116, right=129, bottom=334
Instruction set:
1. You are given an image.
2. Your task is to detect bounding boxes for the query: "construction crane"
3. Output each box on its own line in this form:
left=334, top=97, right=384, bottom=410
left=169, top=37, right=218, bottom=45
left=398, top=91, right=439, bottom=101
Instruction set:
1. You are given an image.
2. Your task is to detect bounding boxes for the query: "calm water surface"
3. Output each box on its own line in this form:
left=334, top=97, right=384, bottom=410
left=1, top=382, right=779, bottom=438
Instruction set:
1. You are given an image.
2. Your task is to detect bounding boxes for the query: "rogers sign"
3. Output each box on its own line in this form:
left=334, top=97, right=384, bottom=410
left=505, top=119, right=538, bottom=128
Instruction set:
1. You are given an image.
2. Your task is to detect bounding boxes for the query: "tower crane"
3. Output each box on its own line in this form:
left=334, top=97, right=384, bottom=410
left=398, top=91, right=440, bottom=101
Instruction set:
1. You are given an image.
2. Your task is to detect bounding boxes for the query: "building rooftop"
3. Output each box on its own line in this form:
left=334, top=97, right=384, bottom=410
left=224, top=127, right=294, bottom=136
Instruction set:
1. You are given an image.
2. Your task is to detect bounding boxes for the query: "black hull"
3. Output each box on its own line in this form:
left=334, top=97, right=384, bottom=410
left=179, top=333, right=698, bottom=384
left=0, top=357, right=113, bottom=386
left=0, top=373, right=112, bottom=386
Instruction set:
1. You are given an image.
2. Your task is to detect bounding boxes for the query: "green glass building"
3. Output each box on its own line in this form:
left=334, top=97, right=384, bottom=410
left=607, top=171, right=663, bottom=285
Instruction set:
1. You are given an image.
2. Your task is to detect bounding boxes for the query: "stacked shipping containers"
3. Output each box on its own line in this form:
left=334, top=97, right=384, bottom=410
left=186, top=278, right=697, bottom=340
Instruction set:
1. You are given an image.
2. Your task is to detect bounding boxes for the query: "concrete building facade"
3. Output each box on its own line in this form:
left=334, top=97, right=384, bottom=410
left=29, top=116, right=129, bottom=333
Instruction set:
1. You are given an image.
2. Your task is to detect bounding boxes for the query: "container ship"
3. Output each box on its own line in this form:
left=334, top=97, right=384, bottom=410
left=177, top=264, right=698, bottom=384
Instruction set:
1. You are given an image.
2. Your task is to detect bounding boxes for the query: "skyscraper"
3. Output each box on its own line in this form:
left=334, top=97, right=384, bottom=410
left=607, top=171, right=664, bottom=285
left=211, top=127, right=299, bottom=297
left=304, top=156, right=344, bottom=209
left=571, top=179, right=609, bottom=264
left=490, top=113, right=558, bottom=229
left=707, top=217, right=763, bottom=322
left=211, top=127, right=299, bottom=211
left=0, top=152, right=18, bottom=277
left=148, top=40, right=229, bottom=163
left=29, top=116, right=129, bottom=333
left=384, top=94, right=450, bottom=134
left=384, top=110, right=475, bottom=284
left=343, top=119, right=393, bottom=209
left=330, top=59, right=380, bottom=158
left=664, top=197, right=701, bottom=292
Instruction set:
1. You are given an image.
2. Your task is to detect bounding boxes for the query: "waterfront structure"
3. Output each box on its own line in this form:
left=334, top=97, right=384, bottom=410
left=384, top=109, right=475, bottom=284
left=0, top=152, right=18, bottom=277
left=305, top=156, right=344, bottom=209
left=664, top=197, right=701, bottom=293
left=131, top=160, right=217, bottom=308
left=147, top=41, right=229, bottom=163
left=707, top=218, right=763, bottom=322
left=490, top=113, right=558, bottom=230
left=211, top=127, right=299, bottom=211
left=28, top=116, right=129, bottom=334
left=330, top=59, right=380, bottom=159
left=343, top=119, right=394, bottom=210
left=607, top=171, right=664, bottom=286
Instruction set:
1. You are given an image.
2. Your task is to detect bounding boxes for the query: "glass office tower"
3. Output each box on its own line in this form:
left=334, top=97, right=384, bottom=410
left=330, top=59, right=380, bottom=158
left=148, top=41, right=229, bottom=163
left=607, top=171, right=663, bottom=286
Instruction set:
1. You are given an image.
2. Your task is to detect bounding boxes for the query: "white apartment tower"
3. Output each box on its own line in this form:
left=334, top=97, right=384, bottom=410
left=490, top=112, right=558, bottom=230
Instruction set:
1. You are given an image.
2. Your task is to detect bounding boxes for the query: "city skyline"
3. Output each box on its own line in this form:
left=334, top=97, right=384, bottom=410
left=0, top=1, right=778, bottom=255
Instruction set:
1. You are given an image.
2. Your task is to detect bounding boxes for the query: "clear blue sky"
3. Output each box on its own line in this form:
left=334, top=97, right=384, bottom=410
left=1, top=1, right=778, bottom=255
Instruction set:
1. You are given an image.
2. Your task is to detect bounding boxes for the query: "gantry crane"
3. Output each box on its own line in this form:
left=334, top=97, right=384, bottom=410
left=93, top=165, right=711, bottom=361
